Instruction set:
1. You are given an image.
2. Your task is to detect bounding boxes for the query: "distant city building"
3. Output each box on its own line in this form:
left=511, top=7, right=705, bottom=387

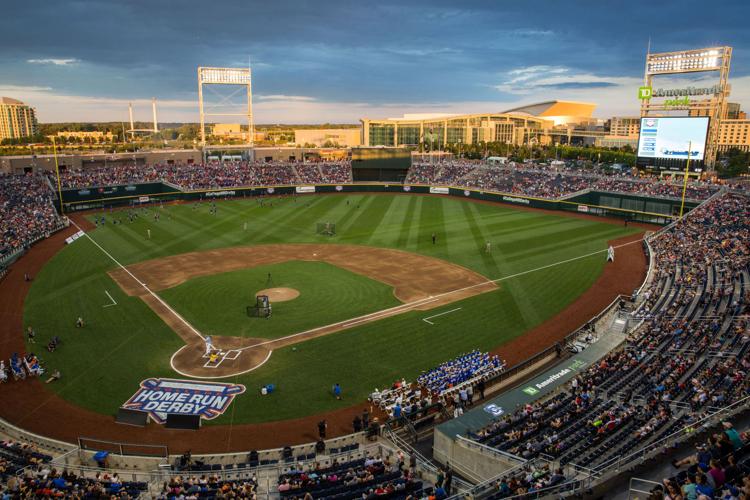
left=609, top=117, right=641, bottom=138
left=0, top=97, right=38, bottom=141
left=211, top=123, right=243, bottom=137
left=724, top=102, right=746, bottom=120
left=501, top=100, right=598, bottom=127
left=294, top=128, right=361, bottom=147
left=50, top=130, right=115, bottom=142
left=209, top=123, right=265, bottom=142
left=595, top=136, right=639, bottom=149
left=361, top=101, right=596, bottom=148
left=717, top=119, right=750, bottom=153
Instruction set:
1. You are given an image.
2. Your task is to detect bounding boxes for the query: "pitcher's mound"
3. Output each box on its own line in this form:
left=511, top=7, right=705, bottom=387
left=256, top=287, right=300, bottom=302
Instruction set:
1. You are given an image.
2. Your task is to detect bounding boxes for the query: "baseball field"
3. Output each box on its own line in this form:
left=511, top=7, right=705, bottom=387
left=22, top=193, right=642, bottom=426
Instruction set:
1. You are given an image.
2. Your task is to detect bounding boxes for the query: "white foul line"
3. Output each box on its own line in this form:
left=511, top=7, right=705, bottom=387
left=422, top=307, right=462, bottom=325
left=70, top=220, right=205, bottom=341
left=102, top=290, right=118, bottom=308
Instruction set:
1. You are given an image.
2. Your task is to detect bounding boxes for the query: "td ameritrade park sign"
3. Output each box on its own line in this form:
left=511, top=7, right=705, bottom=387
left=521, top=359, right=587, bottom=396
left=122, top=378, right=246, bottom=424
left=638, top=84, right=722, bottom=101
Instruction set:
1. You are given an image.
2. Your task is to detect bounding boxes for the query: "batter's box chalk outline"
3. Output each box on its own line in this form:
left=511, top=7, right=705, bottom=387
left=201, top=346, right=222, bottom=359
left=203, top=355, right=224, bottom=368
left=223, top=350, right=241, bottom=360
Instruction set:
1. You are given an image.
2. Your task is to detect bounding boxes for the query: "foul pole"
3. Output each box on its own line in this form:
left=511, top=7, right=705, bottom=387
left=51, top=137, right=65, bottom=215
left=679, top=141, right=692, bottom=218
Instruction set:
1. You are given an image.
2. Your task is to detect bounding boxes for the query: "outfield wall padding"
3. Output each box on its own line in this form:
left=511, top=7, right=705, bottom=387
left=61, top=182, right=696, bottom=224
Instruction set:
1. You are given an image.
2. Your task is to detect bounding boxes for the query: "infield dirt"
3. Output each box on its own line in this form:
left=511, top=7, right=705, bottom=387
left=109, top=244, right=498, bottom=377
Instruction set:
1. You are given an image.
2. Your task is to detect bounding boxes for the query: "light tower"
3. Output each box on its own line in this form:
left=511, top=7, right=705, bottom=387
left=197, top=66, right=254, bottom=160
left=152, top=98, right=159, bottom=133
left=640, top=46, right=732, bottom=168
left=127, top=99, right=160, bottom=136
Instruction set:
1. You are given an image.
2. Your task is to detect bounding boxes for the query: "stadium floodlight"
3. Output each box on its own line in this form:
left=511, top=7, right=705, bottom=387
left=646, top=47, right=728, bottom=75
left=640, top=46, right=732, bottom=169
left=197, top=66, right=254, bottom=155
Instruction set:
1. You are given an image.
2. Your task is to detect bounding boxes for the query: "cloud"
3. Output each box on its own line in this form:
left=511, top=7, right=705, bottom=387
left=384, top=47, right=462, bottom=57
left=26, top=58, right=80, bottom=66
left=256, top=94, right=316, bottom=102
left=495, top=65, right=637, bottom=95
left=0, top=84, right=194, bottom=122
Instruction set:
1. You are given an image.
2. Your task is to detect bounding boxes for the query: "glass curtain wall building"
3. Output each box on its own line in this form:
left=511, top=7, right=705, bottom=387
left=361, top=113, right=550, bottom=148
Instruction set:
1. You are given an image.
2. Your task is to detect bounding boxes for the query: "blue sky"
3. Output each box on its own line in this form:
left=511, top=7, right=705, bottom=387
left=1, top=0, right=749, bottom=123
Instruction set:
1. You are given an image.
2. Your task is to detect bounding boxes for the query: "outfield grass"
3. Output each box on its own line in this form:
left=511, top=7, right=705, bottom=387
left=23, top=194, right=640, bottom=423
left=159, top=261, right=401, bottom=340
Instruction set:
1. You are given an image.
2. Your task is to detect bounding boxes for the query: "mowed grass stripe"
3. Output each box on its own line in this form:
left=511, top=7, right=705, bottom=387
left=24, top=194, right=641, bottom=423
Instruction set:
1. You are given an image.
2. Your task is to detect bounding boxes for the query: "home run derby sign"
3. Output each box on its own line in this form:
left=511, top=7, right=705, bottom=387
left=122, top=378, right=246, bottom=424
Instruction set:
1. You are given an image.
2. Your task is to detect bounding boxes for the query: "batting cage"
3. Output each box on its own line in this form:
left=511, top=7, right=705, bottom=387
left=248, top=294, right=272, bottom=318
left=316, top=221, right=336, bottom=236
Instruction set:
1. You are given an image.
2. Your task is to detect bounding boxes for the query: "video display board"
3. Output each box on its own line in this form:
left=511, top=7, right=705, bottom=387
left=637, top=117, right=709, bottom=161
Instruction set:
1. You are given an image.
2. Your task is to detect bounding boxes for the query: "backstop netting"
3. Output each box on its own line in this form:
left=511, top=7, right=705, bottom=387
left=316, top=222, right=336, bottom=236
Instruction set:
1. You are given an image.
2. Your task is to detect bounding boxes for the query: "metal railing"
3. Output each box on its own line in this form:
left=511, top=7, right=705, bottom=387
left=384, top=425, right=473, bottom=494
left=454, top=435, right=524, bottom=465
left=627, top=477, right=663, bottom=500
left=78, top=436, right=169, bottom=458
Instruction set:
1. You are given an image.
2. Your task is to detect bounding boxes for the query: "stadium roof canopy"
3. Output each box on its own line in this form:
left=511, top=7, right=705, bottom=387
left=500, top=100, right=597, bottom=125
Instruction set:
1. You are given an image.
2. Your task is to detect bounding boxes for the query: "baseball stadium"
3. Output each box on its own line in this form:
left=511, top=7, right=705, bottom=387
left=0, top=149, right=748, bottom=498
left=1, top=14, right=750, bottom=499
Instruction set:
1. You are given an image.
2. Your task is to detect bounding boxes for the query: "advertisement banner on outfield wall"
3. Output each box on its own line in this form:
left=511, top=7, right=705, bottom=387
left=502, top=195, right=530, bottom=205
left=429, top=187, right=449, bottom=195
left=138, top=196, right=150, bottom=203
left=577, top=205, right=590, bottom=213
left=296, top=186, right=316, bottom=194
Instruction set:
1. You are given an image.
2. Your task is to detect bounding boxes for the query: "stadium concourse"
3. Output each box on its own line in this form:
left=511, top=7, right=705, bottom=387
left=0, top=160, right=748, bottom=498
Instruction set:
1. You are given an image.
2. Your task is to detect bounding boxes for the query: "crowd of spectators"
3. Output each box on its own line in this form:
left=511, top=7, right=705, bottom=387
left=466, top=192, right=749, bottom=473
left=406, top=161, right=723, bottom=201
left=50, top=160, right=353, bottom=191
left=0, top=173, right=63, bottom=259
left=487, top=463, right=567, bottom=499
left=276, top=453, right=429, bottom=500
left=159, top=474, right=257, bottom=499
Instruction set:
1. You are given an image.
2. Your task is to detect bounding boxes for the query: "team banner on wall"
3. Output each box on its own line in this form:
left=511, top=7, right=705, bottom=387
left=429, top=187, right=449, bottom=194
left=122, top=378, right=246, bottom=424
left=296, top=186, right=316, bottom=193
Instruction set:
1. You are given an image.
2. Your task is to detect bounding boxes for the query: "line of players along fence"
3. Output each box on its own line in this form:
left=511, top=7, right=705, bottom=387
left=57, top=182, right=690, bottom=225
